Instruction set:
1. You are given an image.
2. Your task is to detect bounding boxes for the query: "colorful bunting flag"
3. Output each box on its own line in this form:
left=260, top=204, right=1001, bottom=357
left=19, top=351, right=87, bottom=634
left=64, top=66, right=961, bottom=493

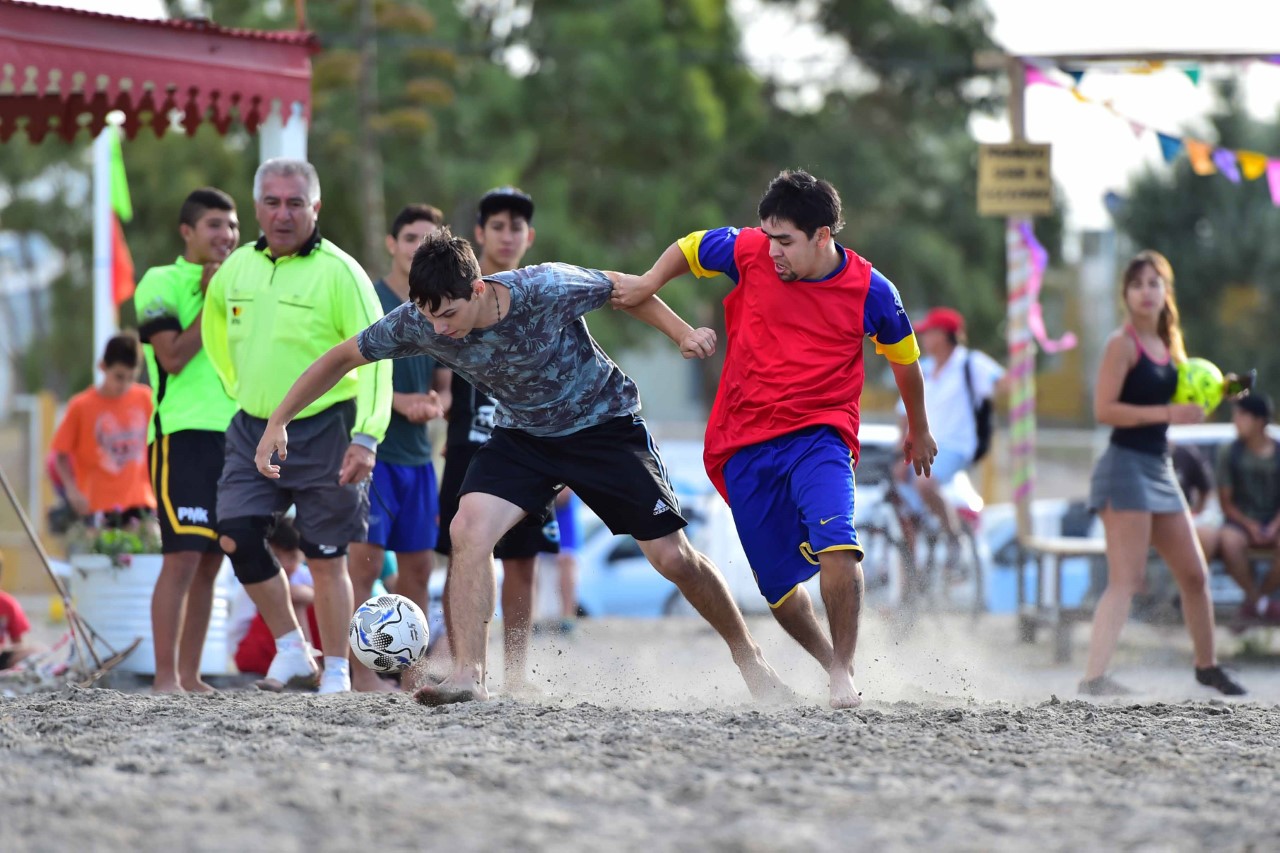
left=1157, top=133, right=1184, bottom=164
left=1024, top=66, right=1058, bottom=88
left=1184, top=139, right=1216, bottom=176
left=1238, top=151, right=1269, bottom=181
left=1016, top=61, right=1280, bottom=206
left=1211, top=148, right=1241, bottom=183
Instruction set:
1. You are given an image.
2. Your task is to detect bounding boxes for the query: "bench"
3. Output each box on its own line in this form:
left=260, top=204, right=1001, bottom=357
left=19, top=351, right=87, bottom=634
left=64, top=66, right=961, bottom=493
left=1016, top=536, right=1108, bottom=663
left=1016, top=536, right=1273, bottom=662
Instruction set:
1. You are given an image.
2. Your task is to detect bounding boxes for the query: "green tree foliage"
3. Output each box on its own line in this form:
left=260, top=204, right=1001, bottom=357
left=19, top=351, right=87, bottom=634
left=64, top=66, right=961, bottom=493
left=1116, top=80, right=1280, bottom=393
left=6, top=0, right=1010, bottom=403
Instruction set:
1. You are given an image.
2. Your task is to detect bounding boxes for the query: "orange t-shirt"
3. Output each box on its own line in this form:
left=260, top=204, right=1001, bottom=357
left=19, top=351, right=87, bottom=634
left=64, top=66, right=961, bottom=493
left=50, top=384, right=156, bottom=514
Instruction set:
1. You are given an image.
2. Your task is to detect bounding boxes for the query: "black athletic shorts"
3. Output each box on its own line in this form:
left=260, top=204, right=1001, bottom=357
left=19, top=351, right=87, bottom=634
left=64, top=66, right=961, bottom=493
left=150, top=429, right=225, bottom=554
left=436, top=442, right=559, bottom=560
left=461, top=415, right=686, bottom=542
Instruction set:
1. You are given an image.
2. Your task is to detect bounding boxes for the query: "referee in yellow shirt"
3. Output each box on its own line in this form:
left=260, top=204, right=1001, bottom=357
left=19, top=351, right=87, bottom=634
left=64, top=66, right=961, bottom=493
left=203, top=159, right=391, bottom=694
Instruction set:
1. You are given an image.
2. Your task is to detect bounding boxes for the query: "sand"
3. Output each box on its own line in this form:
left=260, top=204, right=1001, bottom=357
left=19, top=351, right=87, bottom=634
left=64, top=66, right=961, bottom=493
left=2, top=612, right=1279, bottom=851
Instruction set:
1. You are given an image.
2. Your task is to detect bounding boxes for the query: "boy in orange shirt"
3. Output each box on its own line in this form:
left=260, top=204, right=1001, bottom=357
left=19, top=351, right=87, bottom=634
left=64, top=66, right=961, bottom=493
left=50, top=334, right=156, bottom=525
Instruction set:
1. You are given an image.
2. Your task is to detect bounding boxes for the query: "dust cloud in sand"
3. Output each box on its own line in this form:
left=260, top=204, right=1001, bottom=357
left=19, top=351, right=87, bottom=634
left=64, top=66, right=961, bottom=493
left=2, top=613, right=1278, bottom=851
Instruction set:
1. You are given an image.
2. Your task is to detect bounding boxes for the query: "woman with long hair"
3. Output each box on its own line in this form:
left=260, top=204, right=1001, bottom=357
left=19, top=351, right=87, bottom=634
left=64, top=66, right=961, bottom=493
left=1080, top=250, right=1245, bottom=696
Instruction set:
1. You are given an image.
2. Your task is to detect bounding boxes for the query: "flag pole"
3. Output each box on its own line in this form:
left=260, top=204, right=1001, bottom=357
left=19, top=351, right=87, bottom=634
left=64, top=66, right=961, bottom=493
left=91, top=125, right=114, bottom=377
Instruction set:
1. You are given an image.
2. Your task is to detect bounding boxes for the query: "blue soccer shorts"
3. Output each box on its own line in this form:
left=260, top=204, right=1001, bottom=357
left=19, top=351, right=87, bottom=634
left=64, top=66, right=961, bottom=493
left=367, top=460, right=439, bottom=553
left=722, top=426, right=863, bottom=608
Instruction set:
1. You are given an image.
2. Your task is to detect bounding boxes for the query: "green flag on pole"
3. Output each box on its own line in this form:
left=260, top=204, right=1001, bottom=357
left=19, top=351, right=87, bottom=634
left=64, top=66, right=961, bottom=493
left=107, top=125, right=132, bottom=223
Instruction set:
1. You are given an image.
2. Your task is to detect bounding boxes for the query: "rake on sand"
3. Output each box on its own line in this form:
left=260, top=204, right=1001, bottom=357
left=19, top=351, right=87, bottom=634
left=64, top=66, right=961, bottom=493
left=0, top=462, right=139, bottom=687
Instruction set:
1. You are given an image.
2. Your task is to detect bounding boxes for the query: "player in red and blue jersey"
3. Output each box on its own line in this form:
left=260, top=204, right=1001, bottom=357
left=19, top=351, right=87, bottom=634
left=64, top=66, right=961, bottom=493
left=612, top=170, right=936, bottom=708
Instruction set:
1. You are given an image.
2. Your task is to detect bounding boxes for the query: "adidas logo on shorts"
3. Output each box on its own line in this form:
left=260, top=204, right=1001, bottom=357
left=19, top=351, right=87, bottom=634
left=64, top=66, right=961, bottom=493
left=652, top=499, right=671, bottom=516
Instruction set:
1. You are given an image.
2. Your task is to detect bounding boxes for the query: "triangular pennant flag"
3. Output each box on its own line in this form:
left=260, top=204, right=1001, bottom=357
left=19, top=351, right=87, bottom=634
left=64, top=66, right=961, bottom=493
left=1212, top=148, right=1241, bottom=183
left=1129, top=120, right=1146, bottom=138
left=1184, top=139, right=1216, bottom=175
left=1157, top=133, right=1184, bottom=164
left=1024, top=65, right=1059, bottom=88
left=1063, top=66, right=1085, bottom=86
left=1268, top=161, right=1280, bottom=206
left=1182, top=66, right=1201, bottom=85
left=1070, top=86, right=1089, bottom=103
left=1238, top=150, right=1268, bottom=181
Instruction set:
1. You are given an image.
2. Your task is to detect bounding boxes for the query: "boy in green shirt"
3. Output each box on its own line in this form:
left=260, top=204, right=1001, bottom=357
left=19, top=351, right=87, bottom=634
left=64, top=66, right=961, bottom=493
left=135, top=187, right=240, bottom=694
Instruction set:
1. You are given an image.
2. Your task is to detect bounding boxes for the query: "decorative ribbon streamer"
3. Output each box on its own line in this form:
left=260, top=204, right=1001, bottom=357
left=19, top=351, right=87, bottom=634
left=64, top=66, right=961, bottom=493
left=1006, top=225, right=1036, bottom=504
left=1017, top=222, right=1078, bottom=355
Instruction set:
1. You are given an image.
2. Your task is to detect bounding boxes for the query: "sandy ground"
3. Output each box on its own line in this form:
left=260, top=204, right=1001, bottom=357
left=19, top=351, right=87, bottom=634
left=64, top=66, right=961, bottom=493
left=3, top=611, right=1279, bottom=852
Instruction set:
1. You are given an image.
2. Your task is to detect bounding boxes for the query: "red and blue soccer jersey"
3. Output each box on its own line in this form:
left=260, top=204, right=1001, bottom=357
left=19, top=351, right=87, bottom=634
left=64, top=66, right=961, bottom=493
left=679, top=226, right=919, bottom=501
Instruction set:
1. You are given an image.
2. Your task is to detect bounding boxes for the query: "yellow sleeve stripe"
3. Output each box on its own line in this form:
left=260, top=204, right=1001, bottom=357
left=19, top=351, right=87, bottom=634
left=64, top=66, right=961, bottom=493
left=677, top=230, right=717, bottom=278
left=873, top=332, right=921, bottom=365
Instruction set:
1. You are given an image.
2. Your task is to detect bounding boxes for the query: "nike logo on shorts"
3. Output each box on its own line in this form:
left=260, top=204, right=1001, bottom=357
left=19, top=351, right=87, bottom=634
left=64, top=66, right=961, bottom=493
left=819, top=516, right=840, bottom=525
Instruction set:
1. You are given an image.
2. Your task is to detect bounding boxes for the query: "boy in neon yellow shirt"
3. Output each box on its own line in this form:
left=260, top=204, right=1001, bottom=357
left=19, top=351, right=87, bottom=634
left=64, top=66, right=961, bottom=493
left=134, top=187, right=239, bottom=693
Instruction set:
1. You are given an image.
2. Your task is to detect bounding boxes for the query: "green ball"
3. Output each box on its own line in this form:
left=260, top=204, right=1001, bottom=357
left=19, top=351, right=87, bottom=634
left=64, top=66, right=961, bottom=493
left=1173, top=357, right=1224, bottom=415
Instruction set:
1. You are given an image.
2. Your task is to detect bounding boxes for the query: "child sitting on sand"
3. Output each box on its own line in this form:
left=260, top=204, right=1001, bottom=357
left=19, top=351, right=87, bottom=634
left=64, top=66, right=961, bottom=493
left=0, top=556, right=40, bottom=670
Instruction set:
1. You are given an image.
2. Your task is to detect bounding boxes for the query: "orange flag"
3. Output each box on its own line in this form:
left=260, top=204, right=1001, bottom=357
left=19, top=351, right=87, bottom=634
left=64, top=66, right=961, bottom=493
left=1184, top=139, right=1216, bottom=176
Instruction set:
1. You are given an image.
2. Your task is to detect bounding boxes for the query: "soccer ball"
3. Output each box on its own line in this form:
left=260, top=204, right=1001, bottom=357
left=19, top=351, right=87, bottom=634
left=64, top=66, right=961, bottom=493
left=1173, top=357, right=1225, bottom=416
left=348, top=594, right=429, bottom=673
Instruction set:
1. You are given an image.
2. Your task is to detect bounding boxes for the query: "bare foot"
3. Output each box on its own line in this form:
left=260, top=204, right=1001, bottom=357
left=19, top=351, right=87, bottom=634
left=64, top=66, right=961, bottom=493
left=413, top=675, right=488, bottom=707
left=181, top=680, right=218, bottom=694
left=151, top=680, right=185, bottom=695
left=829, top=667, right=862, bottom=710
left=400, top=658, right=444, bottom=694
left=736, top=650, right=799, bottom=705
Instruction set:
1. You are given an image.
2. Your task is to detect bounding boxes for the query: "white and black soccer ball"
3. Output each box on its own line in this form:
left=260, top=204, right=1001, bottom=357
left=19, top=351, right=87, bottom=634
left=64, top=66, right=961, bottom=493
left=348, top=594, right=429, bottom=673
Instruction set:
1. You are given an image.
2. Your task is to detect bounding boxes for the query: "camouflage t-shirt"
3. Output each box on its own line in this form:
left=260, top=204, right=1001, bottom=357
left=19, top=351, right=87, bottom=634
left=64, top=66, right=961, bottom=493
left=356, top=263, right=641, bottom=437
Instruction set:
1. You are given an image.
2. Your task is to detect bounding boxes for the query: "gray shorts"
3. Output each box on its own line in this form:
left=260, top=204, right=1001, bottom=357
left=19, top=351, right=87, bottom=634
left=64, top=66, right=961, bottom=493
left=1088, top=444, right=1186, bottom=515
left=217, top=402, right=369, bottom=548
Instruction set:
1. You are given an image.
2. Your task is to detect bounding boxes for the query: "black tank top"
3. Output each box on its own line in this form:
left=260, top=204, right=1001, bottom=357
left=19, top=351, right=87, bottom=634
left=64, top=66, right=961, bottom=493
left=1110, top=327, right=1177, bottom=456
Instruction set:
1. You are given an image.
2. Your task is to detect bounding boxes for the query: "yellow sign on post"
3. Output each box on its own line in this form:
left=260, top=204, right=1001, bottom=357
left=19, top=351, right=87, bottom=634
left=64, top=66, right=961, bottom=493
left=978, top=143, right=1053, bottom=217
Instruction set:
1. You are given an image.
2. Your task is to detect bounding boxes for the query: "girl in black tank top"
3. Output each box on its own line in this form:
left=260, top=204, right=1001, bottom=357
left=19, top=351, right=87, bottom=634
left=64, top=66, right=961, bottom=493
left=1079, top=250, right=1245, bottom=698
left=1109, top=325, right=1178, bottom=456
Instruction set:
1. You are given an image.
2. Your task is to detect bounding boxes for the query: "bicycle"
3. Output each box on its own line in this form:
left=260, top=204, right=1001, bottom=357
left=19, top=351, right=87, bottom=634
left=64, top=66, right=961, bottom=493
left=857, top=466, right=987, bottom=617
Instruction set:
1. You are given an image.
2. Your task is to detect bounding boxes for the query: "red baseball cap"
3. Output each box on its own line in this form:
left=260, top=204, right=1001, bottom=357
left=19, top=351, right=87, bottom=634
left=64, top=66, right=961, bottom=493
left=915, top=307, right=964, bottom=335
